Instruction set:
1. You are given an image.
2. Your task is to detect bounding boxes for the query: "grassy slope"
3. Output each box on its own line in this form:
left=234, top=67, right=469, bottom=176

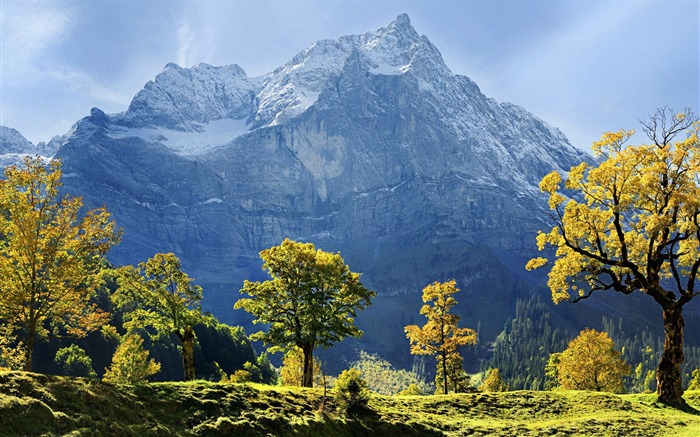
left=1, top=371, right=699, bottom=436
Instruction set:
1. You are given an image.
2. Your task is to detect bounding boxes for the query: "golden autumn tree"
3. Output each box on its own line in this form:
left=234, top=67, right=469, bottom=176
left=0, top=157, right=120, bottom=371
left=556, top=329, right=630, bottom=393
left=114, top=253, right=210, bottom=381
left=235, top=239, right=374, bottom=387
left=405, top=280, right=477, bottom=395
left=280, top=346, right=322, bottom=387
left=527, top=109, right=700, bottom=408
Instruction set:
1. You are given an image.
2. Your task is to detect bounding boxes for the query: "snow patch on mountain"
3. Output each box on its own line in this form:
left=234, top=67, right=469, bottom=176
left=109, top=118, right=251, bottom=156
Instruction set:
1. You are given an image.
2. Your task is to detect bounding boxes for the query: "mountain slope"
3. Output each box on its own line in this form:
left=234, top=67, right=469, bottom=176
left=34, top=14, right=590, bottom=366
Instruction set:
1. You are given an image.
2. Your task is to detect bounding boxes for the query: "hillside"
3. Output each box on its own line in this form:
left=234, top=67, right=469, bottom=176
left=2, top=371, right=699, bottom=436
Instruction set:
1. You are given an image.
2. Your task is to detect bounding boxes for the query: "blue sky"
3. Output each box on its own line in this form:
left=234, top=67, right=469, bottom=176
left=1, top=0, right=698, bottom=151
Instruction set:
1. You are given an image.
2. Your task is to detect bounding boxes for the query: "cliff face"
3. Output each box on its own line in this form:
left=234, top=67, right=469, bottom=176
left=35, top=15, right=590, bottom=355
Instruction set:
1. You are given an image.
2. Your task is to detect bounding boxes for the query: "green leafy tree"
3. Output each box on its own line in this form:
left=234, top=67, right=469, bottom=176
left=481, top=368, right=508, bottom=392
left=334, top=368, right=370, bottom=414
left=0, top=157, right=121, bottom=371
left=103, top=334, right=161, bottom=384
left=405, top=280, right=477, bottom=394
left=235, top=239, right=374, bottom=387
left=115, top=253, right=210, bottom=380
left=556, top=329, right=631, bottom=393
left=545, top=352, right=562, bottom=390
left=256, top=352, right=278, bottom=385
left=687, top=369, right=700, bottom=390
left=527, top=109, right=700, bottom=407
left=54, top=344, right=97, bottom=378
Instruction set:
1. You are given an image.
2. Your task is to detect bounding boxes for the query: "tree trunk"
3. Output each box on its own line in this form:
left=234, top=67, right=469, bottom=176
left=302, top=343, right=314, bottom=388
left=181, top=326, right=196, bottom=381
left=657, top=306, right=687, bottom=408
left=24, top=324, right=36, bottom=372
left=442, top=353, right=448, bottom=395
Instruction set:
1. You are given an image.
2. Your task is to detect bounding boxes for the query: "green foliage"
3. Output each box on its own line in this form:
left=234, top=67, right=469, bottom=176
left=486, top=295, right=570, bottom=391
left=397, top=383, right=423, bottom=396
left=256, top=352, right=278, bottom=385
left=481, top=368, right=508, bottom=392
left=556, top=329, right=630, bottom=393
left=0, top=327, right=24, bottom=370
left=103, top=334, right=160, bottom=384
left=334, top=368, right=370, bottom=414
left=236, top=238, right=374, bottom=387
left=54, top=344, right=96, bottom=378
left=435, top=352, right=471, bottom=394
left=0, top=157, right=120, bottom=371
left=688, top=369, right=700, bottom=390
left=3, top=371, right=700, bottom=436
left=243, top=361, right=262, bottom=383
left=193, top=322, right=258, bottom=381
left=545, top=352, right=562, bottom=390
left=351, top=351, right=431, bottom=396
left=114, top=253, right=211, bottom=380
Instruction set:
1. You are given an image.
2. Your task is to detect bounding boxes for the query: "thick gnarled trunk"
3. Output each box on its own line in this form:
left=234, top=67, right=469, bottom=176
left=657, top=306, right=687, bottom=408
left=180, top=326, right=196, bottom=381
left=302, top=343, right=314, bottom=388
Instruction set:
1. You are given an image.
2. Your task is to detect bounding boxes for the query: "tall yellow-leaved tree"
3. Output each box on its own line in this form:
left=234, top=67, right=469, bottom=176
left=527, top=109, right=700, bottom=408
left=405, top=280, right=477, bottom=395
left=0, top=157, right=120, bottom=371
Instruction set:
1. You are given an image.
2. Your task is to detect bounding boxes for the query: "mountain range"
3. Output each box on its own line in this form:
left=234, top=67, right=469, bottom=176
left=1, top=14, right=594, bottom=367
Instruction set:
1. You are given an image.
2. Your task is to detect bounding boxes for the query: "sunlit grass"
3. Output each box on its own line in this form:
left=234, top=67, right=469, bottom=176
left=1, top=371, right=699, bottom=436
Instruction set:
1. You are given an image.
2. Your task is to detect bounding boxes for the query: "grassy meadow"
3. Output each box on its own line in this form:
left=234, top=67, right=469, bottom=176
left=2, top=370, right=700, bottom=436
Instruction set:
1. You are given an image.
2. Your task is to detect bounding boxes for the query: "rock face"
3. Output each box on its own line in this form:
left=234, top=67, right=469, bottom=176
left=0, top=126, right=62, bottom=167
left=37, top=15, right=590, bottom=359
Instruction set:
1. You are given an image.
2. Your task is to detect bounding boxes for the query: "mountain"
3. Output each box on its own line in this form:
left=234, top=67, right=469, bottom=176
left=26, top=14, right=591, bottom=367
left=0, top=126, right=62, bottom=167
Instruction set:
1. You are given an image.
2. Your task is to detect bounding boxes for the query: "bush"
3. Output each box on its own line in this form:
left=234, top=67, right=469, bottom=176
left=334, top=368, right=370, bottom=414
left=481, top=368, right=508, bottom=392
left=397, top=383, right=423, bottom=396
left=54, top=344, right=97, bottom=378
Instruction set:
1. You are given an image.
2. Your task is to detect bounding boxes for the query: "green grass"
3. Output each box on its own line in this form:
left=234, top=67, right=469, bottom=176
left=1, top=370, right=699, bottom=436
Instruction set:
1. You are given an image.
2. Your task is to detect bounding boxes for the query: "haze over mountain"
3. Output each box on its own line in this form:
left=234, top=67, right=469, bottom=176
left=2, top=14, right=592, bottom=364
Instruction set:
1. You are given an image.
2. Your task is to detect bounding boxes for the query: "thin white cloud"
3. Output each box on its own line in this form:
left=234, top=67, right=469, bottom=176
left=177, top=23, right=195, bottom=67
left=2, top=1, right=72, bottom=80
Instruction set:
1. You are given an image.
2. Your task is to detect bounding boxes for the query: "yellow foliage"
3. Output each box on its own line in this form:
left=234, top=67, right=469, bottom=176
left=405, top=280, right=477, bottom=394
left=528, top=111, right=700, bottom=305
left=556, top=329, right=630, bottom=393
left=0, top=157, right=121, bottom=371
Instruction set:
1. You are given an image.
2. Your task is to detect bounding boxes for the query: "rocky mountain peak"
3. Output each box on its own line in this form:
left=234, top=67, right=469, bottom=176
left=0, top=126, right=34, bottom=154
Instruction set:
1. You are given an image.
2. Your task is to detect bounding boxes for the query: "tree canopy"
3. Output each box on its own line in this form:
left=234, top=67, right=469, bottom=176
left=405, top=280, right=477, bottom=394
left=235, top=238, right=374, bottom=387
left=556, top=329, right=630, bottom=393
left=527, top=109, right=700, bottom=407
left=0, top=157, right=120, bottom=371
left=114, top=253, right=210, bottom=380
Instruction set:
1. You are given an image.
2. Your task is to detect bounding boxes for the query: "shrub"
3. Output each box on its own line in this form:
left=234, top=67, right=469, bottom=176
left=334, top=368, right=370, bottom=414
left=55, top=344, right=97, bottom=378
left=228, top=369, right=252, bottom=383
left=397, top=383, right=423, bottom=396
left=481, top=368, right=508, bottom=392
